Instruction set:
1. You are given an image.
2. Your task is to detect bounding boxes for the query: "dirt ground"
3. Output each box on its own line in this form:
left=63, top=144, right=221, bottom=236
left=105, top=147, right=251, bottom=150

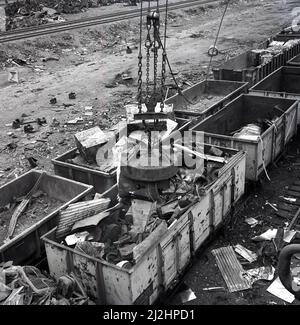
left=0, top=0, right=299, bottom=305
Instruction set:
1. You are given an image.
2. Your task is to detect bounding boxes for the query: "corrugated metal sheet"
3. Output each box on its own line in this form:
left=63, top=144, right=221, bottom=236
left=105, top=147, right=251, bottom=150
left=212, top=246, right=251, bottom=292
left=56, top=198, right=110, bottom=239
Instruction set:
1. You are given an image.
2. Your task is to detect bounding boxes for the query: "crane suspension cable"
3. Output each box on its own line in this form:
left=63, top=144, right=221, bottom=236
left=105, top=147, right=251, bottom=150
left=205, top=0, right=231, bottom=83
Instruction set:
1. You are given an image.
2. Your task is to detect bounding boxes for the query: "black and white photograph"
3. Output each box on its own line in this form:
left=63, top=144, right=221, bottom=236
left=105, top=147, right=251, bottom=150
left=0, top=0, right=299, bottom=312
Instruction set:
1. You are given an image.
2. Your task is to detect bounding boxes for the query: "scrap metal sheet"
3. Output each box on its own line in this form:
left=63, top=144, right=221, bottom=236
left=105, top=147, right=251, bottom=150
left=212, top=246, right=251, bottom=292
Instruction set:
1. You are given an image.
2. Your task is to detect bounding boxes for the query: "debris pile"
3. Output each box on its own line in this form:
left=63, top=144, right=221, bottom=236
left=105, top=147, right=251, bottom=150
left=251, top=39, right=300, bottom=65
left=51, top=119, right=231, bottom=269
left=280, top=25, right=300, bottom=35
left=211, top=233, right=299, bottom=303
left=210, top=195, right=300, bottom=303
left=41, top=0, right=92, bottom=14
left=5, top=0, right=65, bottom=31
left=4, top=0, right=136, bottom=30
left=0, top=262, right=92, bottom=305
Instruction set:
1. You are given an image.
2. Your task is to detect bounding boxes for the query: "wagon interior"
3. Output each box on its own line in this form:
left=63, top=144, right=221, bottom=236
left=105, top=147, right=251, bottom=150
left=192, top=95, right=296, bottom=137
left=251, top=67, right=300, bottom=94
left=165, top=80, right=245, bottom=113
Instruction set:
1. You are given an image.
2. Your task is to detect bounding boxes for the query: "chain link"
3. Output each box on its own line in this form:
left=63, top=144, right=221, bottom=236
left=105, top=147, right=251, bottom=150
left=160, top=51, right=166, bottom=111
left=137, top=53, right=143, bottom=112
left=153, top=34, right=158, bottom=95
left=137, top=0, right=143, bottom=112
left=145, top=25, right=151, bottom=103
left=153, top=1, right=160, bottom=98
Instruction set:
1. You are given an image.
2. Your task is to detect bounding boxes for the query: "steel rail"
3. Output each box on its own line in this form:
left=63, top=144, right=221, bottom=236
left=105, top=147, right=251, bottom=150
left=0, top=0, right=220, bottom=43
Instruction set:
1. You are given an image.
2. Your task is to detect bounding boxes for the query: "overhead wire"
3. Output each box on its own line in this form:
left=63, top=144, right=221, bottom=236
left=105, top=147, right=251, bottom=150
left=160, top=0, right=169, bottom=111
left=205, top=0, right=231, bottom=83
left=138, top=0, right=231, bottom=107
left=162, top=0, right=231, bottom=104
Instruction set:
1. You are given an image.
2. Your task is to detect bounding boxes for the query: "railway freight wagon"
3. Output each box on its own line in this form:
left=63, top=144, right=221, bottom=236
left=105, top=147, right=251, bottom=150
left=52, top=148, right=117, bottom=195
left=191, top=94, right=298, bottom=181
left=164, top=79, right=248, bottom=125
left=249, top=66, right=300, bottom=125
left=213, top=36, right=300, bottom=86
left=0, top=170, right=93, bottom=265
left=42, top=141, right=246, bottom=305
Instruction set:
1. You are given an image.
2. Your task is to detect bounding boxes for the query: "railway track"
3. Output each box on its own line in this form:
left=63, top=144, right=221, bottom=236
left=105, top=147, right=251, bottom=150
left=0, top=0, right=220, bottom=43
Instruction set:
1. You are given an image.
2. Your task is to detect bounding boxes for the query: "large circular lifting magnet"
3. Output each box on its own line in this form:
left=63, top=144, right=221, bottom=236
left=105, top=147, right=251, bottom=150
left=121, top=146, right=179, bottom=182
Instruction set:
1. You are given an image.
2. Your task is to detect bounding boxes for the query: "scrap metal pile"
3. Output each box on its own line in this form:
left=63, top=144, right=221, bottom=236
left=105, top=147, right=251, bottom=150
left=55, top=109, right=230, bottom=267
left=4, top=0, right=105, bottom=31
left=3, top=0, right=140, bottom=31
left=251, top=39, right=300, bottom=65
left=55, top=157, right=229, bottom=268
left=40, top=0, right=99, bottom=14
left=5, top=0, right=64, bottom=30
left=0, top=262, right=94, bottom=305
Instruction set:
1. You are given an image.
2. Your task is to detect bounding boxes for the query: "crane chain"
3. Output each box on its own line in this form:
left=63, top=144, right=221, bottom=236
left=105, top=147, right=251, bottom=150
left=137, top=0, right=143, bottom=112
left=145, top=14, right=152, bottom=104
left=137, top=53, right=143, bottom=112
left=160, top=0, right=169, bottom=112
left=153, top=16, right=160, bottom=96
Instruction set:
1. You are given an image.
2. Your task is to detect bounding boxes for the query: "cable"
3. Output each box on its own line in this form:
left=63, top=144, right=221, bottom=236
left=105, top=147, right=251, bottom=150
left=160, top=0, right=169, bottom=111
left=157, top=34, right=198, bottom=105
left=205, top=0, right=231, bottom=83
left=163, top=0, right=168, bottom=51
left=160, top=0, right=231, bottom=104
left=258, top=136, right=271, bottom=181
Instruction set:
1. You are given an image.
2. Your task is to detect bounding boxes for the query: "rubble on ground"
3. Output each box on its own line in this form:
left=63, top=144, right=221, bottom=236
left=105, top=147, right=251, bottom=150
left=4, top=0, right=65, bottom=31
left=3, top=0, right=139, bottom=31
